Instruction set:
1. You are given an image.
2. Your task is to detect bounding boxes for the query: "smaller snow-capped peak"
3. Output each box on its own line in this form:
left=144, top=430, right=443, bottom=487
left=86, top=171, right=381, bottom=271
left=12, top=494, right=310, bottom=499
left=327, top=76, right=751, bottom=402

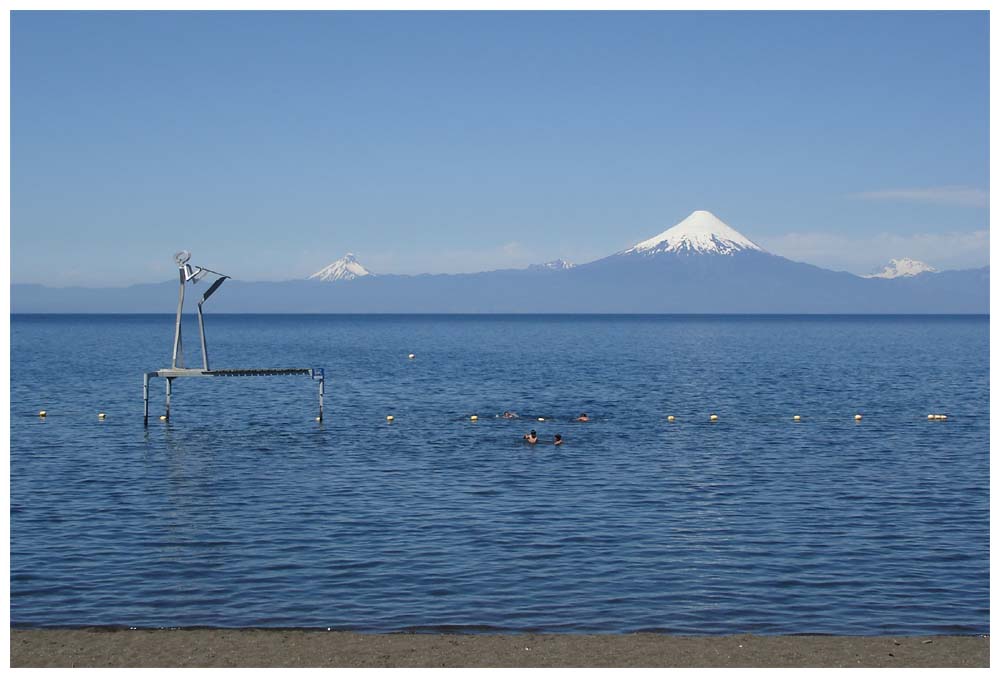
left=864, top=258, right=937, bottom=279
left=308, top=253, right=373, bottom=282
left=624, top=210, right=765, bottom=256
left=529, top=259, right=576, bottom=271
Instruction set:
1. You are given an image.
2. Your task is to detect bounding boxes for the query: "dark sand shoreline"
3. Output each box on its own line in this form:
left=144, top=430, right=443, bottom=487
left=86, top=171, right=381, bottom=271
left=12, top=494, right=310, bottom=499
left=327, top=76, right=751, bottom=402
left=10, top=629, right=989, bottom=667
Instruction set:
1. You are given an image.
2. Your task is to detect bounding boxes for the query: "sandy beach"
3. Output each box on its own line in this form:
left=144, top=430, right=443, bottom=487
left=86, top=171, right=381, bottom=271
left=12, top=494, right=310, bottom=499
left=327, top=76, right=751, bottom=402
left=9, top=629, right=989, bottom=668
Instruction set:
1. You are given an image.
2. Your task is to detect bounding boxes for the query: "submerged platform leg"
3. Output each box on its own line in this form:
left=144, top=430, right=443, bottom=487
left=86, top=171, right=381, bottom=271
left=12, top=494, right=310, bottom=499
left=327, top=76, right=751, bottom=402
left=143, top=373, right=150, bottom=426
left=318, top=374, right=325, bottom=421
left=142, top=367, right=325, bottom=423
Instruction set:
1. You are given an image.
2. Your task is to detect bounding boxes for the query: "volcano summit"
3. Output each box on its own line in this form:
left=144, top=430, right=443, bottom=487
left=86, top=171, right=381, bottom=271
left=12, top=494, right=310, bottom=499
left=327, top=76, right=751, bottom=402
left=622, top=210, right=764, bottom=256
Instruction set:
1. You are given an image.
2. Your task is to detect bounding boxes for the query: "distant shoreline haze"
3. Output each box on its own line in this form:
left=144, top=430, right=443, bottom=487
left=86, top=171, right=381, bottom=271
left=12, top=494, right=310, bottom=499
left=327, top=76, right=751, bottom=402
left=11, top=212, right=989, bottom=314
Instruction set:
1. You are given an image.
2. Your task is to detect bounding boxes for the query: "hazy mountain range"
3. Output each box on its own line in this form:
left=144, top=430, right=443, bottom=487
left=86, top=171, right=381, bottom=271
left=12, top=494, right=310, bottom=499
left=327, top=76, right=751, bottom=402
left=12, top=211, right=989, bottom=313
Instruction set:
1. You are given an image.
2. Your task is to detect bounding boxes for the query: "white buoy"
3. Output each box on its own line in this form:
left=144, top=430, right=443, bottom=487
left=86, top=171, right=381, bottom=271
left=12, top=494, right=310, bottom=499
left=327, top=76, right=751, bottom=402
left=538, top=417, right=545, bottom=422
left=854, top=414, right=863, bottom=421
left=928, top=414, right=935, bottom=420
left=98, top=413, right=106, bottom=420
left=470, top=415, right=478, bottom=421
left=386, top=415, right=394, bottom=422
left=793, top=415, right=801, bottom=422
left=159, top=415, right=168, bottom=421
left=38, top=410, right=46, bottom=417
left=709, top=414, right=718, bottom=422
left=408, top=353, right=415, bottom=359
left=667, top=415, right=675, bottom=422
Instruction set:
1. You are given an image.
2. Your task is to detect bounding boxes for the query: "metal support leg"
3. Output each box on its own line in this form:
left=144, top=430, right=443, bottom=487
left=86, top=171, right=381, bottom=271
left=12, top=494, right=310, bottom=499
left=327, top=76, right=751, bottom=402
left=197, top=302, right=209, bottom=371
left=143, top=373, right=150, bottom=426
left=172, top=270, right=186, bottom=369
left=165, top=377, right=173, bottom=421
left=318, top=375, right=325, bottom=421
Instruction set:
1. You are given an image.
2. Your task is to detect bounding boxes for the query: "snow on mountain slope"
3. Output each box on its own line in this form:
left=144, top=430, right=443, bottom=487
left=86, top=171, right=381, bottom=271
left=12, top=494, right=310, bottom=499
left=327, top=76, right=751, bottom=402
left=529, top=259, right=576, bottom=270
left=623, top=210, right=765, bottom=256
left=308, top=253, right=373, bottom=282
left=864, top=258, right=937, bottom=279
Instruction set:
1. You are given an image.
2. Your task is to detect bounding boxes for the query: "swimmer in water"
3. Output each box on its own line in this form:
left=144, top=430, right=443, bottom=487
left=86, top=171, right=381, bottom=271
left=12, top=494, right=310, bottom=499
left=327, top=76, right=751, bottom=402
left=502, top=411, right=519, bottom=419
left=554, top=434, right=563, bottom=446
left=523, top=430, right=538, bottom=444
left=575, top=413, right=590, bottom=422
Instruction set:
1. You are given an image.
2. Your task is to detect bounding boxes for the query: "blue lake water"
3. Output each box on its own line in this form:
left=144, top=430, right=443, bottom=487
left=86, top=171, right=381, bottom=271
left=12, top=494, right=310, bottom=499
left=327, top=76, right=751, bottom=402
left=10, top=314, right=989, bottom=634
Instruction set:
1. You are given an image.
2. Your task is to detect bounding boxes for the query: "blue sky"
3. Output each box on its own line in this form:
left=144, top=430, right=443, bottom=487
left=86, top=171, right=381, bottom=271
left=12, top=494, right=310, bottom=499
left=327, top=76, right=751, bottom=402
left=11, top=10, right=989, bottom=285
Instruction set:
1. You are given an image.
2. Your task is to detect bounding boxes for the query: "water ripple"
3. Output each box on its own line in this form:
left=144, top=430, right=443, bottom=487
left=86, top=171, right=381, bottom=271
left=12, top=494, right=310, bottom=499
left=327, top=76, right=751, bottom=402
left=10, top=314, right=989, bottom=634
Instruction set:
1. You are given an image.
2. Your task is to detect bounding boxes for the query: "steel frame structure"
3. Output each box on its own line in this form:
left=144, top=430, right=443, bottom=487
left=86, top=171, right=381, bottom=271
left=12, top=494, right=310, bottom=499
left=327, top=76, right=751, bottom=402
left=143, top=252, right=325, bottom=425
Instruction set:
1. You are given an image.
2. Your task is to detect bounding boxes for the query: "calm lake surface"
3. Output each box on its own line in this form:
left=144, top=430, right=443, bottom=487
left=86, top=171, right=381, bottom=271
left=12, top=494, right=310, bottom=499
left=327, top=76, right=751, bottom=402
left=10, top=314, right=989, bottom=634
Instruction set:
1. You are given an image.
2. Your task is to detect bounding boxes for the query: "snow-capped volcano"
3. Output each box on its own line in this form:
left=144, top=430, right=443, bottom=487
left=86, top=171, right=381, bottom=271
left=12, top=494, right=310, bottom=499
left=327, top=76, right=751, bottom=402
left=308, top=253, right=373, bottom=282
left=529, top=259, right=576, bottom=271
left=623, top=210, right=765, bottom=256
left=864, top=258, right=937, bottom=279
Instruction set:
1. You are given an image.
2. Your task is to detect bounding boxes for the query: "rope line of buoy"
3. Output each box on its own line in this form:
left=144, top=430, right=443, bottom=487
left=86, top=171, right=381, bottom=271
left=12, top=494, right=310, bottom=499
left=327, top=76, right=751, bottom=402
left=25, top=351, right=960, bottom=427
left=32, top=409, right=956, bottom=423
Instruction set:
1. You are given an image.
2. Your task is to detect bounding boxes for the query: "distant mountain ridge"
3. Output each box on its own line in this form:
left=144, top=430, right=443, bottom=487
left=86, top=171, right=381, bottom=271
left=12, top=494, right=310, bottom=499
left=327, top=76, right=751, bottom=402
left=528, top=259, right=576, bottom=271
left=12, top=211, right=989, bottom=313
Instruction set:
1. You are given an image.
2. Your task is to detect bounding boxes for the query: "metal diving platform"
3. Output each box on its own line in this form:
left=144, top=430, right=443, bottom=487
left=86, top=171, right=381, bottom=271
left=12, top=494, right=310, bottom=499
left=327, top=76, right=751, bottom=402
left=143, top=251, right=325, bottom=425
